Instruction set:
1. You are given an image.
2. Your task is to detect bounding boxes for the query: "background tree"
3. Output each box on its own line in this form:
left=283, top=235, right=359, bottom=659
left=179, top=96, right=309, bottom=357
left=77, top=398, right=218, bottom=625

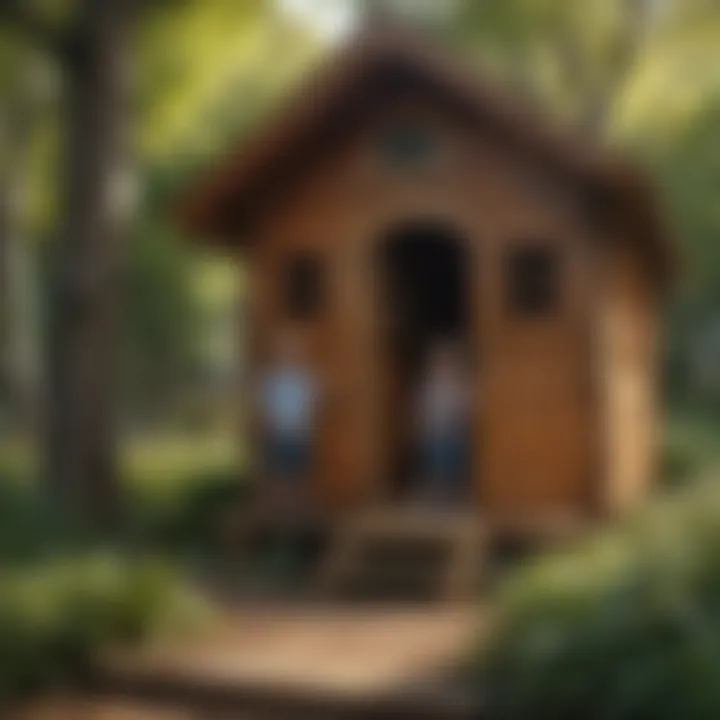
left=0, top=0, right=318, bottom=523
left=0, top=30, right=53, bottom=430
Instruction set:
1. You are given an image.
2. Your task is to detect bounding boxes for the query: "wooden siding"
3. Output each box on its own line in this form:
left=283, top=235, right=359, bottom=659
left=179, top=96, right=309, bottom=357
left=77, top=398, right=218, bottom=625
left=598, top=238, right=659, bottom=515
left=244, top=91, right=609, bottom=521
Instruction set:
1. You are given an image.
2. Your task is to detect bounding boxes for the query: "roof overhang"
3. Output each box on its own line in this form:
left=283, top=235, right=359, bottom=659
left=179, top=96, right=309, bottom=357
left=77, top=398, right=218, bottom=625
left=173, top=25, right=677, bottom=291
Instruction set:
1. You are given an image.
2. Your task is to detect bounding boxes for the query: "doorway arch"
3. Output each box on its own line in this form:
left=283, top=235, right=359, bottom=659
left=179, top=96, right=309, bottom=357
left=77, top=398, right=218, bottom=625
left=375, top=219, right=474, bottom=499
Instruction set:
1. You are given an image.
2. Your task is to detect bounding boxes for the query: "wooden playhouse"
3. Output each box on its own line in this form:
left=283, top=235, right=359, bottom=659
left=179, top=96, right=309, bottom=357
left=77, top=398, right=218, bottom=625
left=178, top=28, right=673, bottom=537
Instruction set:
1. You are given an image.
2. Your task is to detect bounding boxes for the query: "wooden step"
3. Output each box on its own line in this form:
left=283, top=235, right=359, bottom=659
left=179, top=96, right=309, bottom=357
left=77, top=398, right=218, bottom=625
left=318, top=507, right=486, bottom=602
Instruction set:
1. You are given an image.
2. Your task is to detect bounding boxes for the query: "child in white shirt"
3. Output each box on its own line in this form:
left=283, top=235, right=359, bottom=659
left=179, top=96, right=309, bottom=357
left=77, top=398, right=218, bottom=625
left=416, top=342, right=470, bottom=502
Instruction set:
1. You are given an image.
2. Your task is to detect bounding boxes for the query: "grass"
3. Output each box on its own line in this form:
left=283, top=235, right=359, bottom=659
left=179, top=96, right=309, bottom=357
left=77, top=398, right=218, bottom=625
left=0, top=429, right=242, bottom=501
left=0, top=437, right=37, bottom=488
left=121, top=431, right=241, bottom=502
left=0, top=427, right=247, bottom=559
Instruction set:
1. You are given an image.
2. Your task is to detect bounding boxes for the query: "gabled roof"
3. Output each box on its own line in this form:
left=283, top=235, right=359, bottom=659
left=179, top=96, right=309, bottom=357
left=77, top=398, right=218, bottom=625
left=175, top=25, right=675, bottom=287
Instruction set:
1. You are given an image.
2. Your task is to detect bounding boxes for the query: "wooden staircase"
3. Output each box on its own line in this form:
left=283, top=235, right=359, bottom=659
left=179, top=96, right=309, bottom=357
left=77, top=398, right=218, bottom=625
left=318, top=507, right=486, bottom=602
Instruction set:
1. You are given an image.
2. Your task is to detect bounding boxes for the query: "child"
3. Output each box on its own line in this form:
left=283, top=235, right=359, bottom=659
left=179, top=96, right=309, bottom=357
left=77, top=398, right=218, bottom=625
left=260, top=329, right=318, bottom=500
left=257, top=328, right=319, bottom=577
left=416, top=342, right=470, bottom=504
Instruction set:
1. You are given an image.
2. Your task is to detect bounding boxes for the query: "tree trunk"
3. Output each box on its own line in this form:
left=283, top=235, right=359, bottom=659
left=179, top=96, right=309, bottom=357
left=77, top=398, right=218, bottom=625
left=45, top=0, right=134, bottom=526
left=0, top=154, right=11, bottom=424
left=0, top=101, right=33, bottom=431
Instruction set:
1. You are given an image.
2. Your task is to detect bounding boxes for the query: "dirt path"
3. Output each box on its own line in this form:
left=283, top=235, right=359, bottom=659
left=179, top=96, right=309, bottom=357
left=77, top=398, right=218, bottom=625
left=15, top=602, right=484, bottom=719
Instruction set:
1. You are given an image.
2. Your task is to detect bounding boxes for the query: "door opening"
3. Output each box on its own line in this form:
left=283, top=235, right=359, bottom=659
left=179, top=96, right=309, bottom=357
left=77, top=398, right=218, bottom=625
left=377, top=220, right=473, bottom=501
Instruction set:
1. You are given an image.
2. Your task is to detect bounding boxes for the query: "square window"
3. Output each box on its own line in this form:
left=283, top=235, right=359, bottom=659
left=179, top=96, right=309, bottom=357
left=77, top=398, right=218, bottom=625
left=507, top=245, right=560, bottom=318
left=379, top=123, right=435, bottom=170
left=284, top=253, right=324, bottom=320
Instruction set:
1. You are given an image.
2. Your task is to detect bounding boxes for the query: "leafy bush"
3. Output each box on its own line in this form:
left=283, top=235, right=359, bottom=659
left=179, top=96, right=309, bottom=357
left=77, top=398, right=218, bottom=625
left=0, top=484, right=89, bottom=565
left=479, top=487, right=720, bottom=720
left=0, top=480, right=212, bottom=702
left=659, top=415, right=720, bottom=490
left=127, top=467, right=248, bottom=552
left=0, top=553, right=210, bottom=700
left=659, top=434, right=702, bottom=490
left=0, top=439, right=236, bottom=702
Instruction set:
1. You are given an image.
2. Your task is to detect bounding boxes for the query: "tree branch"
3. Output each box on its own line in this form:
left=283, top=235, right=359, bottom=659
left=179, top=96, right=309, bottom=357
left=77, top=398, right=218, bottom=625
left=582, top=0, right=655, bottom=137
left=0, top=0, right=70, bottom=61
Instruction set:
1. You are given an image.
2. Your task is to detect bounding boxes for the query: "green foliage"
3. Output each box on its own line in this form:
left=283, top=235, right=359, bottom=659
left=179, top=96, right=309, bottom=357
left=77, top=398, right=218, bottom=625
left=121, top=431, right=239, bottom=502
left=0, top=477, right=211, bottom=702
left=449, top=0, right=720, bottom=133
left=0, top=483, right=79, bottom=564
left=116, top=0, right=318, bottom=427
left=650, top=103, right=720, bottom=408
left=659, top=414, right=720, bottom=490
left=123, top=209, right=200, bottom=422
left=128, top=466, right=248, bottom=554
left=479, top=487, right=720, bottom=719
left=0, top=553, right=209, bottom=700
left=0, top=432, right=242, bottom=701
left=119, top=431, right=245, bottom=552
left=660, top=435, right=702, bottom=490
left=0, top=430, right=243, bottom=553
left=1, top=0, right=320, bottom=434
left=136, top=0, right=318, bottom=169
left=0, top=431, right=230, bottom=703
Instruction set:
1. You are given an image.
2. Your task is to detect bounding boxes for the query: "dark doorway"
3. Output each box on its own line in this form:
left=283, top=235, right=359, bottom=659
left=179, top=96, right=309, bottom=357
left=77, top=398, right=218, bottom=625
left=377, top=220, right=472, bottom=498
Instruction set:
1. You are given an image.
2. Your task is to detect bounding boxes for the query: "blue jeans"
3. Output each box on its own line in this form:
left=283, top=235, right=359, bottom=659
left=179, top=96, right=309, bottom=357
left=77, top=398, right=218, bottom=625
left=424, top=432, right=467, bottom=492
left=266, top=434, right=310, bottom=478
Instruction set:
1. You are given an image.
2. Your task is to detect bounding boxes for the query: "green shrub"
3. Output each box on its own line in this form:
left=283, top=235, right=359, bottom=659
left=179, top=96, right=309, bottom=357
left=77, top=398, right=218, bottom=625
left=0, top=441, right=234, bottom=702
left=659, top=434, right=701, bottom=490
left=0, top=552, right=210, bottom=701
left=0, top=481, right=212, bottom=702
left=0, top=484, right=86, bottom=564
left=128, top=468, right=248, bottom=552
left=660, top=414, right=720, bottom=490
left=479, top=488, right=720, bottom=720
